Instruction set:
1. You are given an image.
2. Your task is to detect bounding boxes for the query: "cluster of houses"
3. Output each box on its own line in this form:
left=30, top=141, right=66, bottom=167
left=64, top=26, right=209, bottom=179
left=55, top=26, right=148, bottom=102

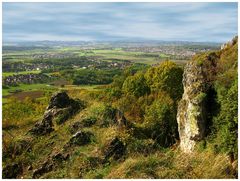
left=3, top=62, right=54, bottom=72
left=122, top=45, right=217, bottom=60
left=32, top=52, right=76, bottom=59
left=3, top=73, right=51, bottom=86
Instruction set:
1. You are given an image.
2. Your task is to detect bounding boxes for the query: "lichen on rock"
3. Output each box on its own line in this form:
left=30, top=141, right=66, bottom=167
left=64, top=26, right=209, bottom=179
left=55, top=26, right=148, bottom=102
left=29, top=91, right=85, bottom=136
left=177, top=60, right=209, bottom=153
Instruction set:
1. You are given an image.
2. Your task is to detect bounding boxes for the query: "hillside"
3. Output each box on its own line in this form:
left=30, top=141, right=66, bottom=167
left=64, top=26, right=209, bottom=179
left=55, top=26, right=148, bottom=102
left=2, top=37, right=238, bottom=179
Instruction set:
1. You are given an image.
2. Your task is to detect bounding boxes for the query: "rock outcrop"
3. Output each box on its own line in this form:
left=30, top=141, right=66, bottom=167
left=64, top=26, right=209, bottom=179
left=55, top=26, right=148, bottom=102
left=177, top=44, right=220, bottom=153
left=221, top=36, right=238, bottom=50
left=177, top=61, right=208, bottom=153
left=68, top=131, right=93, bottom=146
left=30, top=91, right=85, bottom=135
left=103, top=137, right=126, bottom=161
left=33, top=152, right=70, bottom=178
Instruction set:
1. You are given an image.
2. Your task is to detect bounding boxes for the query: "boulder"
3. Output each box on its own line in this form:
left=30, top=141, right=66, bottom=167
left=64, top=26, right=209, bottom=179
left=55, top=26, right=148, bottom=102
left=103, top=137, right=126, bottom=161
left=68, top=131, right=93, bottom=146
left=32, top=160, right=53, bottom=178
left=47, top=91, right=70, bottom=109
left=52, top=152, right=69, bottom=162
left=100, top=107, right=129, bottom=128
left=69, top=121, right=82, bottom=134
left=32, top=151, right=70, bottom=178
left=81, top=117, right=97, bottom=127
left=29, top=113, right=54, bottom=135
left=29, top=91, right=85, bottom=135
left=2, top=163, right=23, bottom=179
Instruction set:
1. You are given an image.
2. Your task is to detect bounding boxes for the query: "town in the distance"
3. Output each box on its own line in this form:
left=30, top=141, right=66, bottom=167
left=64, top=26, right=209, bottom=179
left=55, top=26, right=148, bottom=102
left=2, top=40, right=220, bottom=102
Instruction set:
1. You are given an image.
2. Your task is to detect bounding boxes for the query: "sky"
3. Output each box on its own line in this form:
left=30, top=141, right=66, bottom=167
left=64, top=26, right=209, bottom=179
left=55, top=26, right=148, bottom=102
left=2, top=2, right=238, bottom=43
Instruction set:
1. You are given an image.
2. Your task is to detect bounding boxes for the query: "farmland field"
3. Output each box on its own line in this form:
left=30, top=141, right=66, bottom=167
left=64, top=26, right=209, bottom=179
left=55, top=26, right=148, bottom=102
left=2, top=42, right=219, bottom=104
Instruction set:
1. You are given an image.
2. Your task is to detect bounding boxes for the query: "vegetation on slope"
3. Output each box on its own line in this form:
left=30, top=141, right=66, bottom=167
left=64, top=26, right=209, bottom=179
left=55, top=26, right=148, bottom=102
left=2, top=37, right=238, bottom=179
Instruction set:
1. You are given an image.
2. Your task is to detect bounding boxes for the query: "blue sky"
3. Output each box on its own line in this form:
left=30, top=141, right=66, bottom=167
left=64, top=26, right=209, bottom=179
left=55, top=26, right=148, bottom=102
left=3, top=2, right=238, bottom=43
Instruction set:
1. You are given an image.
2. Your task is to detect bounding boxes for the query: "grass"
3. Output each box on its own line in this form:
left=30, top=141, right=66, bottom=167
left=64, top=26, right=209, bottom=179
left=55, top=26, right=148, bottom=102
left=60, top=85, right=103, bottom=91
left=106, top=150, right=234, bottom=179
left=2, top=87, right=236, bottom=179
left=2, top=83, right=58, bottom=103
left=2, top=83, right=57, bottom=97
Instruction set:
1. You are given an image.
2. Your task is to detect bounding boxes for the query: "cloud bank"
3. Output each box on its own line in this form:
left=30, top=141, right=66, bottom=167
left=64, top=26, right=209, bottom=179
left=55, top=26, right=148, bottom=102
left=3, top=2, right=238, bottom=43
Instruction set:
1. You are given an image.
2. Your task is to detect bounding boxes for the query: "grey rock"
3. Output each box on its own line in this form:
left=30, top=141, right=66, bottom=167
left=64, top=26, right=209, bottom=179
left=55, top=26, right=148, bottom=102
left=29, top=91, right=85, bottom=135
left=68, top=131, right=93, bottom=146
left=47, top=91, right=70, bottom=109
left=177, top=61, right=207, bottom=153
left=29, top=113, right=54, bottom=135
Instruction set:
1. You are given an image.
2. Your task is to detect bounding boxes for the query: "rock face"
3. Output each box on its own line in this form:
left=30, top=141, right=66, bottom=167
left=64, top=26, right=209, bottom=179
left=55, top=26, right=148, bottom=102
left=30, top=91, right=84, bottom=135
left=177, top=61, right=207, bottom=153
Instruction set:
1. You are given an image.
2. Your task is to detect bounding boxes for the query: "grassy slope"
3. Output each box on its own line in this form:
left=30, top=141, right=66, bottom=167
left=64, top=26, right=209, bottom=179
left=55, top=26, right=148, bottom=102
left=2, top=88, right=235, bottom=179
left=4, top=45, right=230, bottom=178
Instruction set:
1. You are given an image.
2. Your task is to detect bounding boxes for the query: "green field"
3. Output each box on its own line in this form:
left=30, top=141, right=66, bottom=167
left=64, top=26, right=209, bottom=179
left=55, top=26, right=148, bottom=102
left=2, top=83, right=58, bottom=103
left=60, top=84, right=105, bottom=91
left=2, top=83, right=102, bottom=104
left=91, top=49, right=170, bottom=65
left=3, top=70, right=41, bottom=77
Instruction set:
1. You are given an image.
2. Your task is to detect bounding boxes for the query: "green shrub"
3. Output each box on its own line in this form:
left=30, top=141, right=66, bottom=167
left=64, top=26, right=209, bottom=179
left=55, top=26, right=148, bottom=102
left=81, top=117, right=97, bottom=127
left=212, top=78, right=238, bottom=159
left=143, top=94, right=177, bottom=147
left=87, top=103, right=117, bottom=127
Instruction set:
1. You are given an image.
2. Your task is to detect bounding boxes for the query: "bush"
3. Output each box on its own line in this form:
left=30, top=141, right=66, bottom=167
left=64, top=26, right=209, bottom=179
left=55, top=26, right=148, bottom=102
left=212, top=78, right=238, bottom=159
left=143, top=93, right=177, bottom=147
left=81, top=117, right=97, bottom=127
left=87, top=103, right=117, bottom=127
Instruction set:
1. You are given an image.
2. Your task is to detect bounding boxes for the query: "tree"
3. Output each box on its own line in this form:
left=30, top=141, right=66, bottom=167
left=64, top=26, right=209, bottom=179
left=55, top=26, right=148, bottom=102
left=145, top=61, right=183, bottom=101
left=122, top=72, right=150, bottom=98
